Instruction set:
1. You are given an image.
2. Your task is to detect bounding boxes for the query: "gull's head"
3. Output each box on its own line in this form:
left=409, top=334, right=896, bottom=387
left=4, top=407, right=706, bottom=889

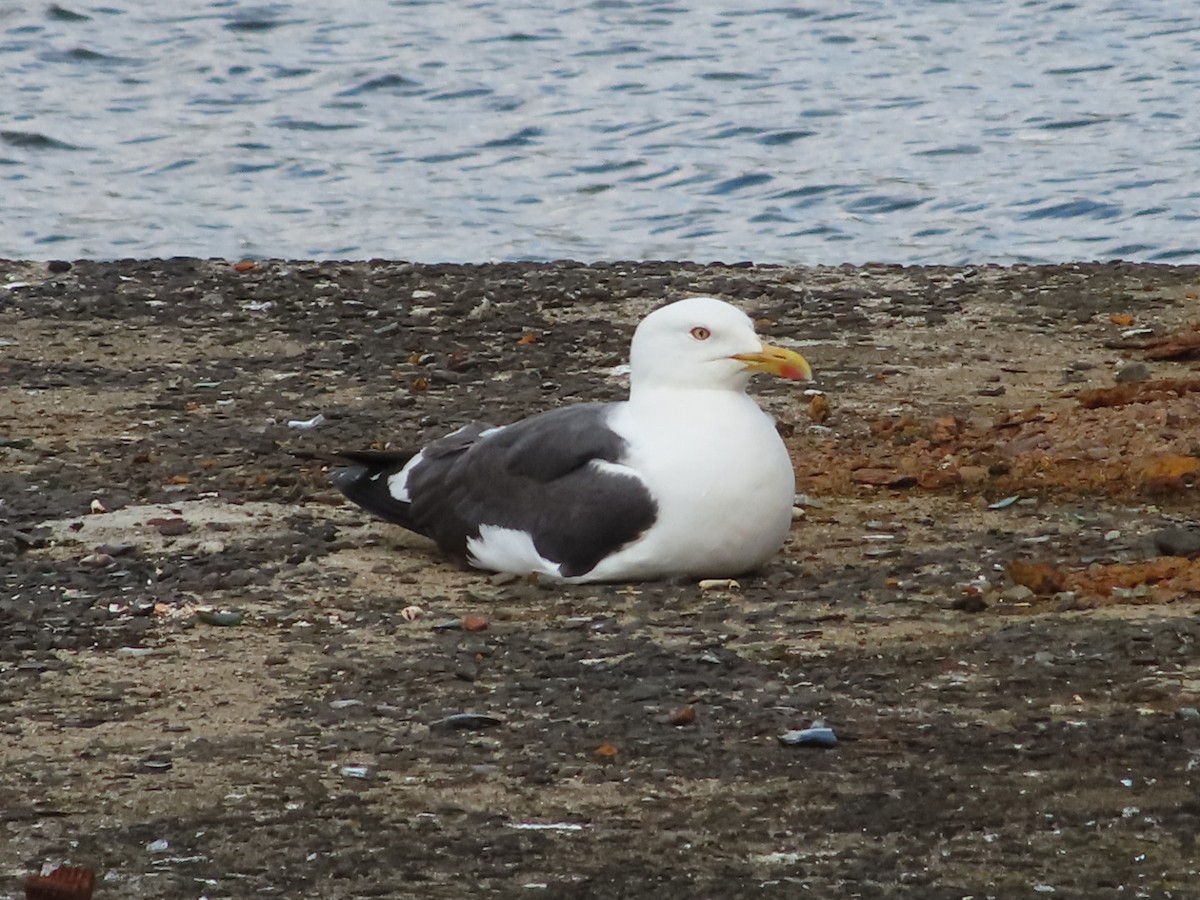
left=629, top=296, right=812, bottom=393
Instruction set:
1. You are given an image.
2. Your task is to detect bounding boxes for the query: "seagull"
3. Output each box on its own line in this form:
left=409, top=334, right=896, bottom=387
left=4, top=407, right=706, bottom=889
left=315, top=296, right=812, bottom=583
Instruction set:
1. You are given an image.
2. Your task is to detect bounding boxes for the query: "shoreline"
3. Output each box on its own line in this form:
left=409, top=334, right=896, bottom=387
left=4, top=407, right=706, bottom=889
left=3, top=258, right=1200, bottom=896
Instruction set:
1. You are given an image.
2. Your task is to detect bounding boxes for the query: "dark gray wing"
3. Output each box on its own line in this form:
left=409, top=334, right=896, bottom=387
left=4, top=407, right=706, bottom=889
left=338, top=403, right=657, bottom=578
left=313, top=425, right=490, bottom=529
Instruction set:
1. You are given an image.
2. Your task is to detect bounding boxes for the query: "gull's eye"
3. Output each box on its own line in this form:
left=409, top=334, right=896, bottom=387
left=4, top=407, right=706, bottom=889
left=690, top=326, right=711, bottom=341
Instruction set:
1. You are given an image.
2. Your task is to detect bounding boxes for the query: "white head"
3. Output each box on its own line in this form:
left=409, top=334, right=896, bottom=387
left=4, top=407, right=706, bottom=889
left=628, top=297, right=811, bottom=395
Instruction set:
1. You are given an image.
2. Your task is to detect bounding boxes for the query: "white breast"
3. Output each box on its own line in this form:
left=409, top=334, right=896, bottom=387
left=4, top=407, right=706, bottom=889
left=581, top=388, right=795, bottom=582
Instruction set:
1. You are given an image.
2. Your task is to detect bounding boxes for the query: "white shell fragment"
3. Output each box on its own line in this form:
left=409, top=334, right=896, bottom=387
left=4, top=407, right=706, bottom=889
left=1120, top=326, right=1155, bottom=338
left=287, top=413, right=327, bottom=430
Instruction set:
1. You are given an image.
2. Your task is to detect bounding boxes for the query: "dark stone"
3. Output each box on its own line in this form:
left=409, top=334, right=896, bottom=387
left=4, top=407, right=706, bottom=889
left=1151, top=526, right=1200, bottom=558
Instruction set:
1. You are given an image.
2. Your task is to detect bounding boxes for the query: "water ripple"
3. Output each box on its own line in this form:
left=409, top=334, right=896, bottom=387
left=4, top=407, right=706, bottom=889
left=225, top=17, right=292, bottom=33
left=1034, top=116, right=1115, bottom=130
left=47, top=4, right=90, bottom=22
left=478, top=127, right=545, bottom=148
left=339, top=74, right=424, bottom=96
left=914, top=144, right=982, bottom=157
left=39, top=46, right=134, bottom=65
left=1, top=131, right=82, bottom=151
left=847, top=195, right=927, bottom=215
left=708, top=173, right=773, bottom=195
left=271, top=118, right=359, bottom=132
left=0, top=0, right=1197, bottom=263
left=757, top=130, right=816, bottom=146
left=1021, top=200, right=1123, bottom=221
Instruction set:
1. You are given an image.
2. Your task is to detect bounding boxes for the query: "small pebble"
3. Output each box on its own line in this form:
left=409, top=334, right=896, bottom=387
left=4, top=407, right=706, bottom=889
left=1150, top=526, right=1200, bottom=559
left=668, top=705, right=697, bottom=727
left=195, top=608, right=244, bottom=627
left=1114, top=362, right=1150, bottom=384
left=148, top=517, right=190, bottom=537
left=951, top=594, right=989, bottom=613
left=432, top=712, right=504, bottom=730
left=96, top=542, right=136, bottom=557
left=462, top=614, right=489, bottom=632
left=1002, top=585, right=1035, bottom=602
left=9, top=527, right=41, bottom=549
left=863, top=548, right=899, bottom=559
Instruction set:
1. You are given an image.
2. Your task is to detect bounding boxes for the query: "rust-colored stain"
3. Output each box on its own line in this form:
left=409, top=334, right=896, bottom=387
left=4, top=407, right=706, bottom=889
left=790, top=376, right=1200, bottom=607
left=25, top=865, right=95, bottom=900
left=1140, top=324, right=1200, bottom=361
left=794, top=388, right=1200, bottom=502
left=1005, top=557, right=1200, bottom=605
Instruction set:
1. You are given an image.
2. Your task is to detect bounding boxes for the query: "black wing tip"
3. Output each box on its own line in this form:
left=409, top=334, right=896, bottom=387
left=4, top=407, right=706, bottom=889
left=292, top=447, right=420, bottom=529
left=332, top=463, right=417, bottom=528
left=329, top=464, right=369, bottom=493
left=291, top=447, right=418, bottom=467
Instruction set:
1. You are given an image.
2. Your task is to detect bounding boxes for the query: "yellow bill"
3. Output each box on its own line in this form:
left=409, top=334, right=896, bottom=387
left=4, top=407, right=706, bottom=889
left=733, top=342, right=812, bottom=382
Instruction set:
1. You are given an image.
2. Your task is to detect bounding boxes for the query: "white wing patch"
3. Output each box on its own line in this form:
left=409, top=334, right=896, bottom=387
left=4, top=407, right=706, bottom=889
left=466, top=525, right=564, bottom=579
left=386, top=449, right=426, bottom=503
left=588, top=459, right=646, bottom=484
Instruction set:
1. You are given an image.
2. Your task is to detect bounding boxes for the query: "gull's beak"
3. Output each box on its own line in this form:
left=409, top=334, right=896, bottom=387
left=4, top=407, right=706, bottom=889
left=733, top=342, right=812, bottom=382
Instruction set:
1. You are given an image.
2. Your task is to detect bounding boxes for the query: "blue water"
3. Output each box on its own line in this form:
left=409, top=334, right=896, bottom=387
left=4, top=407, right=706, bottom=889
left=1, top=1, right=1198, bottom=264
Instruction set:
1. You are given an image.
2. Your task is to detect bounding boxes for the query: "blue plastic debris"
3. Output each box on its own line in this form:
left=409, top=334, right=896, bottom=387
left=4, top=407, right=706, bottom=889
left=779, top=722, right=838, bottom=748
